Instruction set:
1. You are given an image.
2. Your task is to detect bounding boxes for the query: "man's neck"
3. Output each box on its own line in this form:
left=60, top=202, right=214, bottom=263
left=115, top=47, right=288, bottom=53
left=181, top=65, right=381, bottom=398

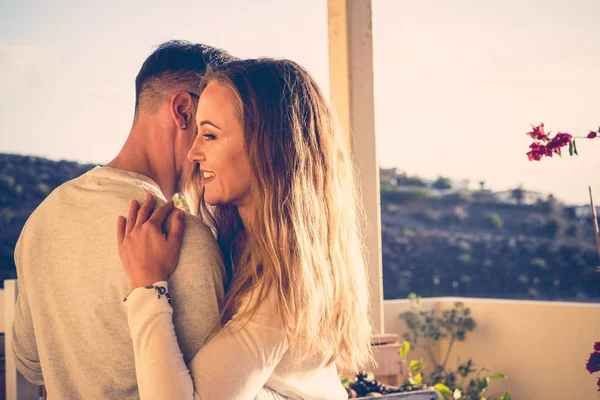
left=106, top=128, right=177, bottom=200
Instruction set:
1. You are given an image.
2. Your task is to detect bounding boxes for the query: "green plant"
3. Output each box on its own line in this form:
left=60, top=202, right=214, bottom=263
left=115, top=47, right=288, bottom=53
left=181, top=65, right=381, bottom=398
left=399, top=293, right=511, bottom=400
left=517, top=218, right=535, bottom=235
left=565, top=223, right=582, bottom=238
left=539, top=216, right=562, bottom=238
left=510, top=186, right=524, bottom=205
left=482, top=212, right=503, bottom=230
left=341, top=371, right=425, bottom=398
left=432, top=176, right=452, bottom=190
left=529, top=257, right=547, bottom=270
left=398, top=341, right=426, bottom=390
left=381, top=188, right=430, bottom=203
left=395, top=173, right=427, bottom=187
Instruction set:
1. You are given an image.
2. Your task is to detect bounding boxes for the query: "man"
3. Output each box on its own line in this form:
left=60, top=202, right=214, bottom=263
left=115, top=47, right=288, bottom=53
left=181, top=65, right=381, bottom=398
left=13, top=40, right=232, bottom=399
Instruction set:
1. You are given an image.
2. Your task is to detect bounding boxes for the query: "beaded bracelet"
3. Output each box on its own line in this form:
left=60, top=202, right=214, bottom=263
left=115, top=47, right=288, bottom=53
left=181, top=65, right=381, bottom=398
left=123, top=285, right=172, bottom=304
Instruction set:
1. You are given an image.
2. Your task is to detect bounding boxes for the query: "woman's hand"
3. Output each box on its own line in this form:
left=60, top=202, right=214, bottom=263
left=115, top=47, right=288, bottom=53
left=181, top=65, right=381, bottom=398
left=117, top=194, right=186, bottom=290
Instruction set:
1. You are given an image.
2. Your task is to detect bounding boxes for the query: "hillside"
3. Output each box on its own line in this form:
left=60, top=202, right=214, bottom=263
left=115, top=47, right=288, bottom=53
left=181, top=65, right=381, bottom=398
left=381, top=195, right=600, bottom=301
left=0, top=154, right=97, bottom=283
left=0, top=153, right=599, bottom=301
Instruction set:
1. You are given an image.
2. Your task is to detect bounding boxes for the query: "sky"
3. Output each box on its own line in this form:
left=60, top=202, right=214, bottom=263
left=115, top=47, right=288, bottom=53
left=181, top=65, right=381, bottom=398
left=0, top=0, right=598, bottom=205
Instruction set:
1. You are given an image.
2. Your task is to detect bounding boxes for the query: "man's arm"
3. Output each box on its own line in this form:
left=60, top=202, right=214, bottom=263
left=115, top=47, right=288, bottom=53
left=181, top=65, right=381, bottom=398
left=12, top=227, right=44, bottom=385
left=167, top=215, right=226, bottom=363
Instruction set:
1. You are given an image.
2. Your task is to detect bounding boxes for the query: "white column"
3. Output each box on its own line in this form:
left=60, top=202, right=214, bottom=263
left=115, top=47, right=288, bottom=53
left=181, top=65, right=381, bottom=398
left=327, top=0, right=384, bottom=334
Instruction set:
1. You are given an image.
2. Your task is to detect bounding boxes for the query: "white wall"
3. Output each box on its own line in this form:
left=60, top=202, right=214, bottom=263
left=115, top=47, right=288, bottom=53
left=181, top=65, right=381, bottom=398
left=384, top=297, right=600, bottom=400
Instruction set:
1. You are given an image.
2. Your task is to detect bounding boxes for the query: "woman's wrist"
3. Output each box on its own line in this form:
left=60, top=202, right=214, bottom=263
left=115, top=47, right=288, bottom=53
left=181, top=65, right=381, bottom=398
left=124, top=281, right=171, bottom=304
left=129, top=274, right=169, bottom=291
left=124, top=281, right=173, bottom=329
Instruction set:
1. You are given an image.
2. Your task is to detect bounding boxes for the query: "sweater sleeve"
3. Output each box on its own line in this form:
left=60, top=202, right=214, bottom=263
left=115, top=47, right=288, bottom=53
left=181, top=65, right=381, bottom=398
left=126, top=283, right=289, bottom=400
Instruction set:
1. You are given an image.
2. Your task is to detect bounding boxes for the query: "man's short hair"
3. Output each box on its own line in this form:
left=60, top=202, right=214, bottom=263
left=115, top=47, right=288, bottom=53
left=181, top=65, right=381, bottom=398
left=134, top=40, right=236, bottom=115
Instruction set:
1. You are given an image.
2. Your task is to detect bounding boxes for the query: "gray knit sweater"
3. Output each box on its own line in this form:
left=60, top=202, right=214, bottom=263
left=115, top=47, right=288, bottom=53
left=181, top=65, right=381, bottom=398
left=12, top=166, right=225, bottom=399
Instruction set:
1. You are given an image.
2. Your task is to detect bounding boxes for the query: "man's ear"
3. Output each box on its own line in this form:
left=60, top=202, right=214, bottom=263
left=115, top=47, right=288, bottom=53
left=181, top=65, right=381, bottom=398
left=170, top=92, right=195, bottom=130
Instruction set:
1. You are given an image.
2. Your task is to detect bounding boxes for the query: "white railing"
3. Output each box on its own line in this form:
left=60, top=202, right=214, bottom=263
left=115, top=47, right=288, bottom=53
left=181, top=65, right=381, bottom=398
left=2, top=281, right=44, bottom=400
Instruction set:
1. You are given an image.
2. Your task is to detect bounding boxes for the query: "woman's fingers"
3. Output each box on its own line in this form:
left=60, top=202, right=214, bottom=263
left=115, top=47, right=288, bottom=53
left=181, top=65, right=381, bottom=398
left=148, top=200, right=175, bottom=227
left=126, top=200, right=139, bottom=235
left=116, top=216, right=126, bottom=244
left=167, top=210, right=185, bottom=245
left=135, top=194, right=155, bottom=227
left=116, top=199, right=184, bottom=289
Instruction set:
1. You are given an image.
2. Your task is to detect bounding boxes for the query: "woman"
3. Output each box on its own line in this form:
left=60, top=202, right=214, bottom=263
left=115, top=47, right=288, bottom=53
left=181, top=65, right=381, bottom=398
left=117, top=58, right=372, bottom=399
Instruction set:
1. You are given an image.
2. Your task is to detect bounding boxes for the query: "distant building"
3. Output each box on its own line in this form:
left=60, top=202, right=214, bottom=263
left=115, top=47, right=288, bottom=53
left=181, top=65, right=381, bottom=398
left=572, top=204, right=600, bottom=219
left=495, top=189, right=547, bottom=205
left=379, top=167, right=398, bottom=181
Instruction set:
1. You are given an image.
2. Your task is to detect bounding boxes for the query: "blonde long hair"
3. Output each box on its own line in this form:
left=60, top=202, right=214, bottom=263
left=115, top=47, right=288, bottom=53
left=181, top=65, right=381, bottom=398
left=186, top=58, right=372, bottom=373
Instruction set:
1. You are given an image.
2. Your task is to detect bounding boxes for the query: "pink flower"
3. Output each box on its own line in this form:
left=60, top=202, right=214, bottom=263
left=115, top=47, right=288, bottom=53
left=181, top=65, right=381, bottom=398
left=588, top=131, right=598, bottom=139
left=526, top=123, right=547, bottom=141
left=527, top=143, right=551, bottom=161
left=587, top=350, right=600, bottom=374
left=546, top=132, right=573, bottom=154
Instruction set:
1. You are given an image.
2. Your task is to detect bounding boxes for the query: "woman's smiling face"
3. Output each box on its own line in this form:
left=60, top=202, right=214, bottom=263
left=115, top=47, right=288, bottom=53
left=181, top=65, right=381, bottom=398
left=187, top=81, right=253, bottom=208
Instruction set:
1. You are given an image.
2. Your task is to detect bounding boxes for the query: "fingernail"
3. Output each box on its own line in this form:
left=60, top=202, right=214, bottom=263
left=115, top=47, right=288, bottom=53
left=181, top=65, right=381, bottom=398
left=146, top=193, right=152, bottom=201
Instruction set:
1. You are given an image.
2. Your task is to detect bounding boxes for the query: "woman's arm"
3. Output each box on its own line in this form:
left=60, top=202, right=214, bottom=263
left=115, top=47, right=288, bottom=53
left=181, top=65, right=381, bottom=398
left=118, top=197, right=288, bottom=399
left=126, top=282, right=194, bottom=399
left=126, top=283, right=288, bottom=400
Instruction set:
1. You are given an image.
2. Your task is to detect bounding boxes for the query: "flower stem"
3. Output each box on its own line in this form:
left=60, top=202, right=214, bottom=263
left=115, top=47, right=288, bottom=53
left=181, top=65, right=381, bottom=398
left=442, top=335, right=456, bottom=370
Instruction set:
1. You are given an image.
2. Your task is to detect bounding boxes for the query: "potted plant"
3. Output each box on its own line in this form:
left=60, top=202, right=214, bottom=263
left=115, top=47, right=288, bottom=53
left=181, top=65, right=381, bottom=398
left=399, top=294, right=511, bottom=400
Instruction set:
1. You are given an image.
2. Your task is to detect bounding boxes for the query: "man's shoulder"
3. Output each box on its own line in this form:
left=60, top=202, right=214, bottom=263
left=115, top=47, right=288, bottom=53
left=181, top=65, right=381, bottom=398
left=174, top=214, right=226, bottom=283
left=19, top=169, right=164, bottom=247
left=180, top=214, right=219, bottom=251
left=17, top=173, right=89, bottom=230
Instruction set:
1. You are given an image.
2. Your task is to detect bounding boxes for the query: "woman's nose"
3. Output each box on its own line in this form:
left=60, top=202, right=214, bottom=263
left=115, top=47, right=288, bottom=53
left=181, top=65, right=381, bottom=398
left=187, top=138, right=206, bottom=163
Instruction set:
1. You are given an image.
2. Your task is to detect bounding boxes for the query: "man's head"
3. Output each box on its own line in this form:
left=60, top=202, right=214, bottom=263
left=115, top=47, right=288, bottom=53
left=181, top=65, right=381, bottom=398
left=135, top=41, right=236, bottom=114
left=133, top=40, right=236, bottom=192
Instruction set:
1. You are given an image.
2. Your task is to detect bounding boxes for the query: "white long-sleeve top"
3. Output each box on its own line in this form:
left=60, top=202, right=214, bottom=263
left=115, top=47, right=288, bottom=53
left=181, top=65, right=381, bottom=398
left=125, top=281, right=348, bottom=400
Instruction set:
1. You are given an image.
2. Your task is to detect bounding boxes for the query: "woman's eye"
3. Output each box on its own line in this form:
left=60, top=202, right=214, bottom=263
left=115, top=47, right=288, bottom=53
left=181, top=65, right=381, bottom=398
left=203, top=133, right=216, bottom=141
